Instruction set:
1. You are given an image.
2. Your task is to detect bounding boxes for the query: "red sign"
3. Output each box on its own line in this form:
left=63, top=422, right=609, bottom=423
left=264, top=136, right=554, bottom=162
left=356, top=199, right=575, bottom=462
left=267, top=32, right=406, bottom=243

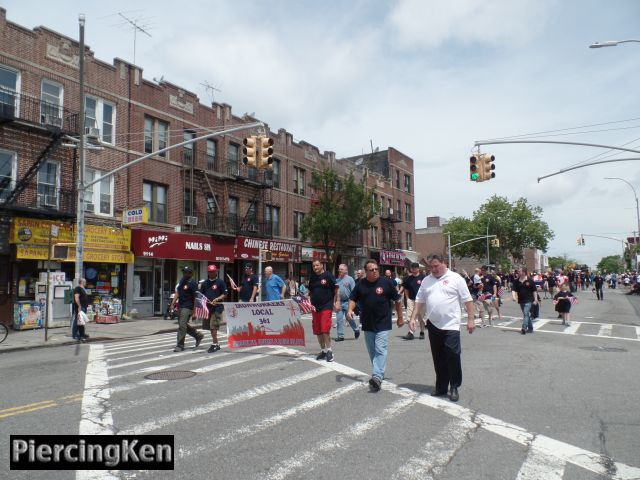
left=131, top=230, right=234, bottom=262
left=380, top=250, right=406, bottom=266
left=235, top=236, right=301, bottom=263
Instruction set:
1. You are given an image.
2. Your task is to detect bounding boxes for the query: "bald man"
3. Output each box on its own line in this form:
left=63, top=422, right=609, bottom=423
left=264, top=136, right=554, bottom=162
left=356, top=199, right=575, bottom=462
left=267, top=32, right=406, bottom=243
left=264, top=266, right=286, bottom=301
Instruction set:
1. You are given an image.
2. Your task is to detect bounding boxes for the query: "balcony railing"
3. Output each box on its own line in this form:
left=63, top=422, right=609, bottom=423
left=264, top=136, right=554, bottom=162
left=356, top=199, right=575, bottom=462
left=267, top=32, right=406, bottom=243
left=0, top=89, right=79, bottom=134
left=225, top=162, right=273, bottom=186
left=183, top=212, right=276, bottom=237
left=0, top=182, right=76, bottom=216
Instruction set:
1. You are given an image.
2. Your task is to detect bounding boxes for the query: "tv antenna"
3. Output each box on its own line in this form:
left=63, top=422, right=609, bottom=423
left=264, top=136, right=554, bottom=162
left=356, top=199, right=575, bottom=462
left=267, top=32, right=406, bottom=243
left=200, top=81, right=222, bottom=104
left=102, top=11, right=153, bottom=65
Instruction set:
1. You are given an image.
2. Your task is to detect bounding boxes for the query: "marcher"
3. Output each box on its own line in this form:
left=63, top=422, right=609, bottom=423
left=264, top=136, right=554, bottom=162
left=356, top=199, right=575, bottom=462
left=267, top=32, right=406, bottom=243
left=401, top=262, right=426, bottom=340
left=72, top=278, right=90, bottom=342
left=554, top=284, right=574, bottom=325
left=200, top=265, right=227, bottom=353
left=409, top=254, right=474, bottom=402
left=170, top=266, right=204, bottom=352
left=264, top=266, right=286, bottom=301
left=335, top=264, right=360, bottom=341
left=236, top=264, right=259, bottom=302
left=309, top=260, right=340, bottom=362
left=511, top=267, right=539, bottom=335
left=348, top=259, right=404, bottom=392
left=593, top=272, right=605, bottom=301
left=479, top=266, right=497, bottom=326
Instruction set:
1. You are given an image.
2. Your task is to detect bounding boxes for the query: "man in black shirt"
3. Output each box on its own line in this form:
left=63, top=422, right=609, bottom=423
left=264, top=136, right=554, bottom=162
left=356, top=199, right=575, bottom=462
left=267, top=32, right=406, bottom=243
left=593, top=272, right=605, bottom=300
left=200, top=265, right=227, bottom=353
left=401, top=262, right=426, bottom=340
left=480, top=266, right=497, bottom=326
left=170, top=266, right=204, bottom=352
left=72, top=278, right=90, bottom=341
left=348, top=259, right=404, bottom=392
left=511, top=267, right=539, bottom=334
left=308, top=260, right=339, bottom=362
left=236, top=264, right=259, bottom=302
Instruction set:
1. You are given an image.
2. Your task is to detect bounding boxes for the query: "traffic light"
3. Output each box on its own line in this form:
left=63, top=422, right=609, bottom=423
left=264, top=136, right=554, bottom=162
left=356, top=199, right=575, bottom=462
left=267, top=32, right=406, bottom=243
left=576, top=235, right=585, bottom=246
left=469, top=155, right=479, bottom=182
left=479, top=154, right=496, bottom=182
left=242, top=136, right=258, bottom=167
left=258, top=136, right=274, bottom=169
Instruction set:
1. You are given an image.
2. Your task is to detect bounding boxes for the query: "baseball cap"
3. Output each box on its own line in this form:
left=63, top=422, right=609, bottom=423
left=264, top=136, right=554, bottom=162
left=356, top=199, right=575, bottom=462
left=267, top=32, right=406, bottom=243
left=182, top=266, right=193, bottom=273
left=207, top=265, right=217, bottom=272
left=410, top=262, right=420, bottom=268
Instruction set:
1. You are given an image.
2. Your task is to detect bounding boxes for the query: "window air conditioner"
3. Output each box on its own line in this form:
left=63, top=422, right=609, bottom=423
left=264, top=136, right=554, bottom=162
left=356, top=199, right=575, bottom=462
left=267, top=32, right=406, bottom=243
left=388, top=208, right=394, bottom=216
left=84, top=126, right=101, bottom=141
left=183, top=216, right=198, bottom=226
left=85, top=203, right=95, bottom=213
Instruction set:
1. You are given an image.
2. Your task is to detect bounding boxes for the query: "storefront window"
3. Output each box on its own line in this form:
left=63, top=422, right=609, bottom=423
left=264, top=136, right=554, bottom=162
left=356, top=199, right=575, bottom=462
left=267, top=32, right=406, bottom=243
left=134, top=270, right=153, bottom=299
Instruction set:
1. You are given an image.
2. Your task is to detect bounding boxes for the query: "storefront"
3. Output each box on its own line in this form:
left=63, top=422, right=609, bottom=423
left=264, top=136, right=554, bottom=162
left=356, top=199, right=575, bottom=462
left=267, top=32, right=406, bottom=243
left=300, top=247, right=327, bottom=285
left=129, top=229, right=234, bottom=316
left=379, top=249, right=407, bottom=274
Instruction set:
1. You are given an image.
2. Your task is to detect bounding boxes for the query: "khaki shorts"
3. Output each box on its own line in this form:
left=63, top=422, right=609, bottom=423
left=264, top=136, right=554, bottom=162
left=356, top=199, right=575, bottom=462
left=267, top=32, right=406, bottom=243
left=203, top=311, right=223, bottom=330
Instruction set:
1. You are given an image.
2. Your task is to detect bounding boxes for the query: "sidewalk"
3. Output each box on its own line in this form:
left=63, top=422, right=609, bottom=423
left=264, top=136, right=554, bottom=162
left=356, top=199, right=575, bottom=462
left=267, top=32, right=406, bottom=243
left=0, top=316, right=180, bottom=354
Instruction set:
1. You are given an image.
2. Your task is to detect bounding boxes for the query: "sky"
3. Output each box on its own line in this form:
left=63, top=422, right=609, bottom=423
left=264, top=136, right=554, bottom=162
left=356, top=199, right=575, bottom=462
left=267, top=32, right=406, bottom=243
left=5, top=0, right=640, bottom=268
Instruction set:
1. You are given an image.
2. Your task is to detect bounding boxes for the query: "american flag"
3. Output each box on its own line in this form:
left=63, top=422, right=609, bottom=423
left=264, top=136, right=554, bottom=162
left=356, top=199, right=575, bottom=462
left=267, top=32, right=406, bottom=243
left=194, top=291, right=210, bottom=319
left=226, top=274, right=238, bottom=290
left=553, top=296, right=578, bottom=306
left=497, top=287, right=505, bottom=297
left=292, top=295, right=315, bottom=314
left=477, top=293, right=491, bottom=301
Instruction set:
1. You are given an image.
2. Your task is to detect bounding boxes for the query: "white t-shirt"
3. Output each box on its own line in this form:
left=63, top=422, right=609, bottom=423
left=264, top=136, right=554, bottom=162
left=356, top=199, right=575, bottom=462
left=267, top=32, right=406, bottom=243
left=415, top=269, right=473, bottom=331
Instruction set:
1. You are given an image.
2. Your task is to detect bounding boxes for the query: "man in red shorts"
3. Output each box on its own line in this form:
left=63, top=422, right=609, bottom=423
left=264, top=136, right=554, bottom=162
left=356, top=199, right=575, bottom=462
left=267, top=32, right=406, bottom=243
left=308, top=259, right=340, bottom=362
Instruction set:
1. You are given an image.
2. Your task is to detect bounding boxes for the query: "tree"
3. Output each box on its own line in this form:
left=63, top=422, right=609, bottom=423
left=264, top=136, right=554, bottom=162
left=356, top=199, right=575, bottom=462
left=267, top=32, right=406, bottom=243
left=548, top=255, right=578, bottom=272
left=596, top=255, right=623, bottom=273
left=299, top=166, right=377, bottom=271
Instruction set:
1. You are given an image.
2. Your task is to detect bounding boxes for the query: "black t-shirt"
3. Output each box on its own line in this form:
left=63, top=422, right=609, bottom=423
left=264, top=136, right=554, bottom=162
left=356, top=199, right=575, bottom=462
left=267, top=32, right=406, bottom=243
left=512, top=277, right=537, bottom=304
left=239, top=273, right=259, bottom=301
left=72, top=286, right=89, bottom=313
left=402, top=274, right=425, bottom=300
left=177, top=277, right=198, bottom=309
left=309, top=271, right=337, bottom=311
left=481, top=274, right=497, bottom=294
left=350, top=277, right=400, bottom=332
left=594, top=275, right=604, bottom=287
left=200, top=277, right=227, bottom=313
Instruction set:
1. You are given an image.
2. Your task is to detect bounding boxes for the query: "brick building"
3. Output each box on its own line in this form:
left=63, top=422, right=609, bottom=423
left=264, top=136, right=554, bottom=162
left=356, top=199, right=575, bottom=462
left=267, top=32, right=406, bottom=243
left=0, top=8, right=416, bottom=323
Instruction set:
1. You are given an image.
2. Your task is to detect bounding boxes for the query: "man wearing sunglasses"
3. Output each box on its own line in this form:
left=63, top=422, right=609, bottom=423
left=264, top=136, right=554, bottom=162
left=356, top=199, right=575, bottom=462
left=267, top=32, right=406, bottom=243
left=348, top=259, right=404, bottom=392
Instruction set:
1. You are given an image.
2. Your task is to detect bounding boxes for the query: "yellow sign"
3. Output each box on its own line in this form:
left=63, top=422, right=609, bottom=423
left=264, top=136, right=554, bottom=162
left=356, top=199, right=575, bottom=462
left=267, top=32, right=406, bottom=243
left=122, top=207, right=148, bottom=225
left=16, top=244, right=50, bottom=260
left=10, top=217, right=131, bottom=251
left=16, top=244, right=133, bottom=263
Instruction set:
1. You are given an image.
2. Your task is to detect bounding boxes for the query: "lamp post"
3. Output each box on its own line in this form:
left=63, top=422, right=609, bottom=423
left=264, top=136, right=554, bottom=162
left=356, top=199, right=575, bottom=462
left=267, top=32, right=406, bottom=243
left=589, top=39, right=640, bottom=48
left=604, top=177, right=640, bottom=260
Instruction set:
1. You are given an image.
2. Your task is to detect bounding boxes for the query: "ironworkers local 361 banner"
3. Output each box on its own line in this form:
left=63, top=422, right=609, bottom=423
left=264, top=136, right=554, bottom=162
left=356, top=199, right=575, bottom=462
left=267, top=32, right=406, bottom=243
left=224, top=300, right=305, bottom=348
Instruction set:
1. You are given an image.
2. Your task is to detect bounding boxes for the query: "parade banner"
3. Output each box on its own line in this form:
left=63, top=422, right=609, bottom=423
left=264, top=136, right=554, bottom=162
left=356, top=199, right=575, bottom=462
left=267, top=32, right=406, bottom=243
left=225, top=299, right=305, bottom=348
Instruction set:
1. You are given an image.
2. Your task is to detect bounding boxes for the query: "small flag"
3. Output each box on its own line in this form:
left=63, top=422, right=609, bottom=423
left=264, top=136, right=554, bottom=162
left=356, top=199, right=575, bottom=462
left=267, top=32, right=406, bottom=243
left=226, top=274, right=238, bottom=291
left=497, top=287, right=504, bottom=297
left=291, top=295, right=315, bottom=314
left=477, top=293, right=490, bottom=302
left=194, top=291, right=210, bottom=319
left=570, top=296, right=578, bottom=306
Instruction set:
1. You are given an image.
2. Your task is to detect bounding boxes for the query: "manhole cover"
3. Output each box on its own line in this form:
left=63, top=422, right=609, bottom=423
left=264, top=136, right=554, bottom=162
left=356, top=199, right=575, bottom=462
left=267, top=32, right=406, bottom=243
left=144, top=371, right=196, bottom=380
left=579, top=346, right=627, bottom=353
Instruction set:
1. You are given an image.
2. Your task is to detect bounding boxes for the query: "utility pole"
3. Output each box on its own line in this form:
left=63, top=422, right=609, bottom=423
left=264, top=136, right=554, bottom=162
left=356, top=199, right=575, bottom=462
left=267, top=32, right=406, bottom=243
left=74, top=14, right=85, bottom=285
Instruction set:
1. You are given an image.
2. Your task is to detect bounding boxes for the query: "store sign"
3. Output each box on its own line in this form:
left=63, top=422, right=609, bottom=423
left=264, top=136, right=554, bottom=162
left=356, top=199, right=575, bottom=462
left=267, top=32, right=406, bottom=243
left=16, top=244, right=134, bottom=263
left=301, top=247, right=327, bottom=262
left=235, top=236, right=301, bottom=263
left=123, top=207, right=148, bottom=225
left=380, top=249, right=406, bottom=266
left=131, top=230, right=234, bottom=262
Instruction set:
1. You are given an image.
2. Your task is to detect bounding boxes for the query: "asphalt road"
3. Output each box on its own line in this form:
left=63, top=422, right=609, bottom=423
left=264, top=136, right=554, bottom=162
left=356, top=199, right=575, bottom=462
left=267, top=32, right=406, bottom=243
left=1, top=286, right=639, bottom=479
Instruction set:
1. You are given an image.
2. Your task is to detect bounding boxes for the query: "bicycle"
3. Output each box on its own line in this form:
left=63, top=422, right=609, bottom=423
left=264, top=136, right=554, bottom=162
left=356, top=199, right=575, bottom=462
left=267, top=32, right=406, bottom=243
left=0, top=323, right=8, bottom=344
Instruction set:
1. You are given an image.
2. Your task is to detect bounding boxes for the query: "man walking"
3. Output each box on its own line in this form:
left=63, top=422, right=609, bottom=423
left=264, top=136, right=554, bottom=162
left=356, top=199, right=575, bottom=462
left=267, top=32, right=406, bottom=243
left=309, top=260, right=340, bottom=362
left=170, top=266, right=204, bottom=352
left=235, top=264, right=259, bottom=302
left=511, top=267, right=539, bottom=334
left=264, top=266, right=286, bottom=301
left=348, top=259, right=404, bottom=392
left=401, top=262, right=426, bottom=340
left=410, top=254, right=475, bottom=402
left=200, top=265, right=227, bottom=353
left=335, top=263, right=360, bottom=341
left=594, top=272, right=605, bottom=300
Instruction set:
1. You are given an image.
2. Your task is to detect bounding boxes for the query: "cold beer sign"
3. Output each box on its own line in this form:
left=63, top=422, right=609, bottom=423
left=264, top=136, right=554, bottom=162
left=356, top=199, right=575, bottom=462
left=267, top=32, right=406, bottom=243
left=123, top=207, right=148, bottom=225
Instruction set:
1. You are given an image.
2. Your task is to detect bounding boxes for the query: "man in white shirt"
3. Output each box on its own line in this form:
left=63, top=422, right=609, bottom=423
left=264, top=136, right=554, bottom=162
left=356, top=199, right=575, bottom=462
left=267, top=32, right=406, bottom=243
left=409, top=254, right=475, bottom=402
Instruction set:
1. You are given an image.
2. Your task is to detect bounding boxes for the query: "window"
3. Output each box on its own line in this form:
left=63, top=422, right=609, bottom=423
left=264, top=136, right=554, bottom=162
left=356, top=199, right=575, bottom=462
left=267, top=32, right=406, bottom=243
left=37, top=161, right=59, bottom=208
left=405, top=203, right=412, bottom=222
left=395, top=169, right=400, bottom=189
left=293, top=211, right=305, bottom=239
left=246, top=201, right=257, bottom=231
left=183, top=130, right=196, bottom=166
left=404, top=174, right=411, bottom=194
left=144, top=117, right=168, bottom=157
left=85, top=96, right=115, bottom=144
left=228, top=144, right=239, bottom=175
left=406, top=232, right=413, bottom=250
left=206, top=140, right=217, bottom=171
left=382, top=229, right=389, bottom=247
left=265, top=205, right=280, bottom=236
left=370, top=226, right=379, bottom=248
left=271, top=159, right=280, bottom=188
left=84, top=169, right=113, bottom=215
left=143, top=182, right=167, bottom=223
left=206, top=195, right=217, bottom=214
left=0, top=150, right=16, bottom=201
left=184, top=188, right=194, bottom=217
left=293, top=167, right=305, bottom=195
left=41, top=79, right=63, bottom=124
left=228, top=196, right=238, bottom=230
left=397, top=230, right=403, bottom=249
left=396, top=199, right=402, bottom=221
left=0, top=65, right=19, bottom=115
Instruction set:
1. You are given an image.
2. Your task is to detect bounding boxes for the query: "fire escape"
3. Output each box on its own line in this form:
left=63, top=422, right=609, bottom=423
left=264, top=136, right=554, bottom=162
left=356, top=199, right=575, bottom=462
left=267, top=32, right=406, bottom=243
left=380, top=204, right=402, bottom=250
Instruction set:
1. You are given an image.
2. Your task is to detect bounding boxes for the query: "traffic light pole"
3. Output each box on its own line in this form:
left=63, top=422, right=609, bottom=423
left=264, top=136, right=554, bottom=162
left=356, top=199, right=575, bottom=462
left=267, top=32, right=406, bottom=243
left=580, top=233, right=628, bottom=264
left=446, top=233, right=496, bottom=268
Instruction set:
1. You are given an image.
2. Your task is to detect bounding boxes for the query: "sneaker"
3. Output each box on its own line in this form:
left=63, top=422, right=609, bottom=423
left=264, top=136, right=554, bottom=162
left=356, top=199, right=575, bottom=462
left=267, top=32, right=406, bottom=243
left=334, top=337, right=345, bottom=342
left=527, top=327, right=533, bottom=333
left=368, top=376, right=382, bottom=392
left=326, top=350, right=334, bottom=362
left=520, top=328, right=526, bottom=335
left=354, top=330, right=360, bottom=340
left=207, top=344, right=221, bottom=353
left=316, top=351, right=327, bottom=360
left=403, top=332, right=415, bottom=340
left=419, top=331, right=425, bottom=340
left=194, top=333, right=204, bottom=348
left=173, top=345, right=185, bottom=352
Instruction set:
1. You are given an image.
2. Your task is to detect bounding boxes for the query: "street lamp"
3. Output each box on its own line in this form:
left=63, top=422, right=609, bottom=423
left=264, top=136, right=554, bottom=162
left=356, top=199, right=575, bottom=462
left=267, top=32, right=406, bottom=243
left=604, top=176, right=640, bottom=250
left=589, top=39, right=640, bottom=48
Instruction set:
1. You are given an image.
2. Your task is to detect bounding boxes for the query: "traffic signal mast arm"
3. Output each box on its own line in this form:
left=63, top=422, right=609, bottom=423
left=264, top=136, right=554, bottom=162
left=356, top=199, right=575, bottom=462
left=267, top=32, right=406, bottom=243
left=449, top=234, right=496, bottom=249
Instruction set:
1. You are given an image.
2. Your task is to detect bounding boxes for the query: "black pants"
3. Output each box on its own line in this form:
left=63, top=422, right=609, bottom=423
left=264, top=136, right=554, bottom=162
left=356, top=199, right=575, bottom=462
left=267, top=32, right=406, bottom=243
left=595, top=286, right=604, bottom=300
left=427, top=320, right=462, bottom=393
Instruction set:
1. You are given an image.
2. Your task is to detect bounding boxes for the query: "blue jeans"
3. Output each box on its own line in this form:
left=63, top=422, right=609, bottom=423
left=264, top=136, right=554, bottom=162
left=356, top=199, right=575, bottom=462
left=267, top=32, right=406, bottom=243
left=364, top=330, right=389, bottom=381
left=519, top=302, right=532, bottom=330
left=335, top=301, right=359, bottom=338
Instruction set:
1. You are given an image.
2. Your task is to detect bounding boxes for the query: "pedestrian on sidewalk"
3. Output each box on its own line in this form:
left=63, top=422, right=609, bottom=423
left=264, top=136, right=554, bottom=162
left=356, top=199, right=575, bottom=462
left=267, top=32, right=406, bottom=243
left=409, top=254, right=474, bottom=402
left=335, top=264, right=360, bottom=341
left=309, top=259, right=340, bottom=362
left=511, top=267, right=539, bottom=335
left=72, top=278, right=90, bottom=341
left=348, top=259, right=404, bottom=392
left=171, top=266, right=204, bottom=352
left=200, top=265, right=227, bottom=353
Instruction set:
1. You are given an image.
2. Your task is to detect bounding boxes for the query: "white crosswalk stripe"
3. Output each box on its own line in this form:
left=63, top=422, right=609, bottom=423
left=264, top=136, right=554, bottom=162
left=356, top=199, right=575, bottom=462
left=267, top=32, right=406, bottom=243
left=495, top=316, right=640, bottom=342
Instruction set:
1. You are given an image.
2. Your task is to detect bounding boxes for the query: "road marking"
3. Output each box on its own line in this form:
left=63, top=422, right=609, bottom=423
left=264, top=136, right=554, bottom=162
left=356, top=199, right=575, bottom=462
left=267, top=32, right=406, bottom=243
left=562, top=323, right=580, bottom=335
left=391, top=417, right=478, bottom=480
left=0, top=402, right=57, bottom=419
left=103, top=334, right=177, bottom=351
left=104, top=340, right=179, bottom=356
left=516, top=446, right=565, bottom=479
left=264, top=395, right=416, bottom=480
left=533, top=319, right=550, bottom=329
left=120, top=366, right=329, bottom=435
left=636, top=327, right=640, bottom=340
left=598, top=324, right=613, bottom=337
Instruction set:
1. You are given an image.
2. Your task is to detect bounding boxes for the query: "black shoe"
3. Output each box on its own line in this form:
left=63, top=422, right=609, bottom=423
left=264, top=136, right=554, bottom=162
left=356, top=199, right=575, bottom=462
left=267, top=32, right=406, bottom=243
left=431, top=390, right=447, bottom=397
left=521, top=328, right=526, bottom=335
left=403, top=332, right=415, bottom=340
left=326, top=350, right=334, bottom=362
left=195, top=333, right=204, bottom=348
left=207, top=344, right=221, bottom=353
left=173, top=345, right=185, bottom=352
left=369, top=377, right=382, bottom=392
left=316, top=351, right=327, bottom=360
left=449, top=387, right=459, bottom=402
left=82, top=334, right=90, bottom=339
left=419, top=331, right=425, bottom=340
left=334, top=337, right=345, bottom=342
left=527, top=327, right=533, bottom=333
left=354, top=330, right=360, bottom=339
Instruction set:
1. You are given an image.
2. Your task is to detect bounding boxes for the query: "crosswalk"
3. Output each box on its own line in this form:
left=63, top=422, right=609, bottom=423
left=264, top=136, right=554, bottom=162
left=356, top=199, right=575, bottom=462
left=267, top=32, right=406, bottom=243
left=492, top=316, right=640, bottom=342
left=76, top=331, right=640, bottom=480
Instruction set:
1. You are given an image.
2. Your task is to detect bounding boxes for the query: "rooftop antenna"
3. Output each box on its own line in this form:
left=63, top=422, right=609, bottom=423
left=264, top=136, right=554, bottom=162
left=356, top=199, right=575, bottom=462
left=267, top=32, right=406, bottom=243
left=109, top=11, right=153, bottom=65
left=200, top=80, right=222, bottom=104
